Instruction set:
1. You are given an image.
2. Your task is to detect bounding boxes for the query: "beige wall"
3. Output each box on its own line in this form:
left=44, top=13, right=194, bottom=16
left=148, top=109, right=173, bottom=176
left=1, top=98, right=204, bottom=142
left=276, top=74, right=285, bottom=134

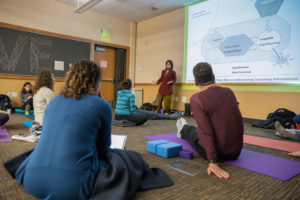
left=0, top=0, right=131, bottom=46
left=0, top=0, right=134, bottom=107
left=135, top=8, right=300, bottom=119
left=135, top=8, right=185, bottom=83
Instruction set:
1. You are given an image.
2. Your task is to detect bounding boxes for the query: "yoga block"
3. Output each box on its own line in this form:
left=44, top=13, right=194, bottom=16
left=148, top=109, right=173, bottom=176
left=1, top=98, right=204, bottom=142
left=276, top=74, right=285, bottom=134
left=157, top=142, right=182, bottom=158
left=179, top=150, right=193, bottom=160
left=147, top=140, right=169, bottom=154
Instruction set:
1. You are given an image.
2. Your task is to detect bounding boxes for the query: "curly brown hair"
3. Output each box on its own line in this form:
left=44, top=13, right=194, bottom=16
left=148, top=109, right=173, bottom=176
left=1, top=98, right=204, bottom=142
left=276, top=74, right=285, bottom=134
left=34, top=70, right=54, bottom=92
left=61, top=60, right=101, bottom=100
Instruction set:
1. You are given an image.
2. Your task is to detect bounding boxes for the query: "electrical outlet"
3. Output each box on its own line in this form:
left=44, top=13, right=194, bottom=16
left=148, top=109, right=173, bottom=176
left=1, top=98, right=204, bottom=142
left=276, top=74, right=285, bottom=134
left=182, top=96, right=186, bottom=103
left=174, top=96, right=178, bottom=102
left=12, top=92, right=17, bottom=97
left=7, top=92, right=11, bottom=97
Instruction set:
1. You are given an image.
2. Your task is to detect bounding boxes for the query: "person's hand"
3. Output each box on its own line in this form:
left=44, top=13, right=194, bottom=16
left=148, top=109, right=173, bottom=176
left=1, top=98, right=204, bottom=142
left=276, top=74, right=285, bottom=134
left=288, top=151, right=300, bottom=157
left=167, top=81, right=173, bottom=85
left=151, top=81, right=157, bottom=85
left=27, top=96, right=32, bottom=99
left=207, top=163, right=230, bottom=179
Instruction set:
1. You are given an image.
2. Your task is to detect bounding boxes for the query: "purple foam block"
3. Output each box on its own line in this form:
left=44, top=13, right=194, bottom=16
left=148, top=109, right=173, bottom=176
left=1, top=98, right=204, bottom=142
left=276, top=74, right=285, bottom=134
left=179, top=150, right=193, bottom=160
left=0, top=129, right=12, bottom=142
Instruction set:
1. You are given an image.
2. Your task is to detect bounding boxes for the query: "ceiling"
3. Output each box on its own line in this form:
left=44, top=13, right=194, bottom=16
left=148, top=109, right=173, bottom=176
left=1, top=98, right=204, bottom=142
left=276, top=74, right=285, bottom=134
left=55, top=0, right=201, bottom=22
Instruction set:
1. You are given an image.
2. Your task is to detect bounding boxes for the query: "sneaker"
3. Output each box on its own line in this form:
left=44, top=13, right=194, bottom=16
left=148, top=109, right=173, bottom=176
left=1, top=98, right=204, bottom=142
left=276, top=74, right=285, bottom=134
left=25, top=111, right=29, bottom=116
left=12, top=134, right=38, bottom=143
left=176, top=118, right=188, bottom=138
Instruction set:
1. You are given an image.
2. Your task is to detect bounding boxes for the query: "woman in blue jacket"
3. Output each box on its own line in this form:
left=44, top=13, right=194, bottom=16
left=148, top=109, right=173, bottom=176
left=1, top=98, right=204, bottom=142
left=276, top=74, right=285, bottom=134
left=115, top=79, right=180, bottom=125
left=15, top=60, right=112, bottom=200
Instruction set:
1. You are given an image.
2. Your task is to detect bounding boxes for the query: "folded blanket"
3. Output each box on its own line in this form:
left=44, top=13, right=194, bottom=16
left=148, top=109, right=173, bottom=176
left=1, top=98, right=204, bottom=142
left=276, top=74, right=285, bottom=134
left=3, top=149, right=173, bottom=200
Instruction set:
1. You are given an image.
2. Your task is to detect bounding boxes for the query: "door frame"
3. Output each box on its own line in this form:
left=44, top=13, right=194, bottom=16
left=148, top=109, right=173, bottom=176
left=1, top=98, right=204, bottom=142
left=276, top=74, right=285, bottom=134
left=91, top=41, right=130, bottom=106
left=91, top=40, right=129, bottom=79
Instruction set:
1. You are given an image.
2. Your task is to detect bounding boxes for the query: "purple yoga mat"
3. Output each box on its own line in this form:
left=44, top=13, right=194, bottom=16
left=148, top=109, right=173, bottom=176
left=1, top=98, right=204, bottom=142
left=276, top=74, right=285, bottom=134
left=226, top=149, right=300, bottom=181
left=144, top=133, right=196, bottom=154
left=0, top=129, right=12, bottom=142
left=145, top=133, right=300, bottom=181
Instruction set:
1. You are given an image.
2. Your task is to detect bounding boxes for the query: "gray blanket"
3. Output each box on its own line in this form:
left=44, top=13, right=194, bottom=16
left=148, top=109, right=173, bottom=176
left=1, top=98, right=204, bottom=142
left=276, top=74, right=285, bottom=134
left=4, top=149, right=173, bottom=200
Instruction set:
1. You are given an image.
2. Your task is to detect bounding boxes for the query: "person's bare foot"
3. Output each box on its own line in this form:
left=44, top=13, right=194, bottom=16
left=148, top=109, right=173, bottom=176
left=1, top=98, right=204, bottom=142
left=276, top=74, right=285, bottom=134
left=288, top=151, right=300, bottom=157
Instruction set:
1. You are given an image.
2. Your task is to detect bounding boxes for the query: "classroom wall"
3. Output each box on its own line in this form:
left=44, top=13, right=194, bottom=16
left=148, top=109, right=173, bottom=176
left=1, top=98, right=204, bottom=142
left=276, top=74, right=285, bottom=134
left=0, top=0, right=133, bottom=107
left=135, top=8, right=300, bottom=119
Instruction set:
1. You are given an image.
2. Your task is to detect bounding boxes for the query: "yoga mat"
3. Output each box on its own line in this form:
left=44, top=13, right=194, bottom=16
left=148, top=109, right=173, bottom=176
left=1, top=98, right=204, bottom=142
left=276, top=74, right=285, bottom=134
left=15, top=108, right=34, bottom=114
left=244, top=134, right=300, bottom=153
left=0, top=129, right=12, bottom=142
left=19, top=113, right=35, bottom=120
left=145, top=133, right=196, bottom=154
left=22, top=121, right=35, bottom=128
left=145, top=133, right=300, bottom=181
left=145, top=133, right=300, bottom=153
left=225, top=149, right=300, bottom=181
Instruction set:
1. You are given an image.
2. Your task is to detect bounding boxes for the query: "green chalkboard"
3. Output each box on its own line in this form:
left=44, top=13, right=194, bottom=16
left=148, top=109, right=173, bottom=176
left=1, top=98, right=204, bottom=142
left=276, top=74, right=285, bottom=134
left=0, top=25, right=90, bottom=78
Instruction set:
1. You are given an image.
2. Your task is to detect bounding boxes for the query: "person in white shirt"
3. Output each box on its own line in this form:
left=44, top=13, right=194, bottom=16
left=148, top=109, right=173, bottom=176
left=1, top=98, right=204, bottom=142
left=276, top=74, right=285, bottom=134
left=33, top=70, right=55, bottom=126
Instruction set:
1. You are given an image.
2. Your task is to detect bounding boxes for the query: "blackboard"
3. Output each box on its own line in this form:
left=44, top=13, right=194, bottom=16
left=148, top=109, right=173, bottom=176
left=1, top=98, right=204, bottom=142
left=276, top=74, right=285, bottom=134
left=0, top=25, right=91, bottom=78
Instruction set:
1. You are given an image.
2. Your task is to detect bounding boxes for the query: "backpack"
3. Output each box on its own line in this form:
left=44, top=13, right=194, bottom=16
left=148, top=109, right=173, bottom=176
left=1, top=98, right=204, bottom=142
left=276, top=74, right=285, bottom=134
left=0, top=94, right=11, bottom=111
left=252, top=108, right=296, bottom=129
left=140, top=103, right=153, bottom=111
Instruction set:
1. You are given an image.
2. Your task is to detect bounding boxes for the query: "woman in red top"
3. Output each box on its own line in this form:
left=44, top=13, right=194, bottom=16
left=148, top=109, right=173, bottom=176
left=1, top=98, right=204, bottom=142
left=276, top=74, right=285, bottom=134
left=153, top=60, right=176, bottom=114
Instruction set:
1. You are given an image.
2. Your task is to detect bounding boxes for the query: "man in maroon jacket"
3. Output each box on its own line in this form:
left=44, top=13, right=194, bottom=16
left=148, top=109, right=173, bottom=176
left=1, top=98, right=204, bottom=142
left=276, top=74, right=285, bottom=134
left=177, top=62, right=244, bottom=179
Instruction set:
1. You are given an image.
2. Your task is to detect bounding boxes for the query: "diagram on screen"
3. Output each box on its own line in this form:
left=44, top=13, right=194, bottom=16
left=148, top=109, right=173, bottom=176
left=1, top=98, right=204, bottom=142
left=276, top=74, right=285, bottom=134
left=201, top=0, right=292, bottom=67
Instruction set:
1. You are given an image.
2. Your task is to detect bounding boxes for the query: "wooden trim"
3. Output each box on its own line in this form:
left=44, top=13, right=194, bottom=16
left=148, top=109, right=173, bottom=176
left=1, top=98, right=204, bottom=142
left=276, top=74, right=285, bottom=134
left=0, top=74, right=64, bottom=82
left=134, top=82, right=184, bottom=86
left=92, top=40, right=129, bottom=50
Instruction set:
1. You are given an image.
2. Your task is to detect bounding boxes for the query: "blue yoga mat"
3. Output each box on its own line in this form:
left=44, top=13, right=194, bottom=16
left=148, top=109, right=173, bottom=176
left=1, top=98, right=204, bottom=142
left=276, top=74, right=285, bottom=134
left=15, top=108, right=34, bottom=114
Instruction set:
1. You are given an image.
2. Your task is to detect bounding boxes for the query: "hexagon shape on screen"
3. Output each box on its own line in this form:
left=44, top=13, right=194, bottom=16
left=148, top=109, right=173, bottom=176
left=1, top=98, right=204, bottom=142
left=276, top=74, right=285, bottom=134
left=219, top=34, right=253, bottom=57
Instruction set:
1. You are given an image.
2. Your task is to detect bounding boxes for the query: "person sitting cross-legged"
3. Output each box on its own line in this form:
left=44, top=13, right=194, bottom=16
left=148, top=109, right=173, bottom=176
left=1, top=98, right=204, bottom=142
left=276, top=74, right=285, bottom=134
left=176, top=62, right=244, bottom=179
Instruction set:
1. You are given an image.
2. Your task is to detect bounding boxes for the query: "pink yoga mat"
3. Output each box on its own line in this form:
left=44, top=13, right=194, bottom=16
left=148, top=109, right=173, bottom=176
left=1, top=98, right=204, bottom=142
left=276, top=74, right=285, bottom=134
left=244, top=134, right=300, bottom=152
left=0, top=129, right=12, bottom=142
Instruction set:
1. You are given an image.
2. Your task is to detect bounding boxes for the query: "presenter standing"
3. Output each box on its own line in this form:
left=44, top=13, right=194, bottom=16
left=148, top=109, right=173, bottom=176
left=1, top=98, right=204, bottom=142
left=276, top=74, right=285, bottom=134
left=152, top=60, right=176, bottom=114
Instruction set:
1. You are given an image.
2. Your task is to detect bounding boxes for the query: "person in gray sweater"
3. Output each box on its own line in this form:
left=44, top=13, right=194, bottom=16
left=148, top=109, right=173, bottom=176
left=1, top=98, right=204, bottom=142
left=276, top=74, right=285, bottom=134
left=20, top=82, right=34, bottom=115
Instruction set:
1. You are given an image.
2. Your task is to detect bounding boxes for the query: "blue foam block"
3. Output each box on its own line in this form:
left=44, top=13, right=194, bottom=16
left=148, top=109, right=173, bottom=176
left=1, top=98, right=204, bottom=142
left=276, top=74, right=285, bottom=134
left=15, top=108, right=34, bottom=114
left=157, top=142, right=183, bottom=158
left=147, top=139, right=170, bottom=154
left=22, top=121, right=35, bottom=128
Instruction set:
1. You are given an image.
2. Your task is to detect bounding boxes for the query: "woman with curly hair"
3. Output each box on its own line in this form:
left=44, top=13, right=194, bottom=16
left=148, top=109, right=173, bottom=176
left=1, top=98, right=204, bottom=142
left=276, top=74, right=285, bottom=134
left=20, top=82, right=34, bottom=115
left=33, top=70, right=55, bottom=126
left=15, top=60, right=112, bottom=199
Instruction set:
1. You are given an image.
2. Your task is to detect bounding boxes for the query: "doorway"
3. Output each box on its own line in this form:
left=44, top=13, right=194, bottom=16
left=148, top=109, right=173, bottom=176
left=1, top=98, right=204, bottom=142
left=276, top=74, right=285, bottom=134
left=94, top=45, right=127, bottom=107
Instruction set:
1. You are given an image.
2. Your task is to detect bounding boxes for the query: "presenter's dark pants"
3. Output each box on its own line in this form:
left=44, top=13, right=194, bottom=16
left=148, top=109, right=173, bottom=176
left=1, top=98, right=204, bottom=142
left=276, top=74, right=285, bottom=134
left=156, top=94, right=172, bottom=114
left=180, top=125, right=240, bottom=162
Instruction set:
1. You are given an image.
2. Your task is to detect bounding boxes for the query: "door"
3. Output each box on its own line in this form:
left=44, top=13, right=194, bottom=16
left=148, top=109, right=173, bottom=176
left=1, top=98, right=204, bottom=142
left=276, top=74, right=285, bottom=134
left=94, top=46, right=116, bottom=104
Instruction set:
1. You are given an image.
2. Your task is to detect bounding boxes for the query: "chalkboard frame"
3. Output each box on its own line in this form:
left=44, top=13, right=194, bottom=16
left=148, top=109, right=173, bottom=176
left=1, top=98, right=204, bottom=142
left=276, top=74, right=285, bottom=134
left=0, top=22, right=92, bottom=81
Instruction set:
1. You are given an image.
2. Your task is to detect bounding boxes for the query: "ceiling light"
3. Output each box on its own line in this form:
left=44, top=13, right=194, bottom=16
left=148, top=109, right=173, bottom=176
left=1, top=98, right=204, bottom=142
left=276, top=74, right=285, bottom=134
left=75, top=0, right=103, bottom=14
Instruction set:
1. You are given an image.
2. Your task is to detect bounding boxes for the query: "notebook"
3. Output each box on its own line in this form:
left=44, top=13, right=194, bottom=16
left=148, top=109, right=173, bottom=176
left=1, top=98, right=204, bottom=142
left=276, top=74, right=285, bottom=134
left=111, top=134, right=127, bottom=149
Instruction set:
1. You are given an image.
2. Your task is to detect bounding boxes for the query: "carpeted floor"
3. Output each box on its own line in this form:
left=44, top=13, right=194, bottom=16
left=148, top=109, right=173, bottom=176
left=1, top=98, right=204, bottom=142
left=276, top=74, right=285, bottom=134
left=1, top=114, right=300, bottom=200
